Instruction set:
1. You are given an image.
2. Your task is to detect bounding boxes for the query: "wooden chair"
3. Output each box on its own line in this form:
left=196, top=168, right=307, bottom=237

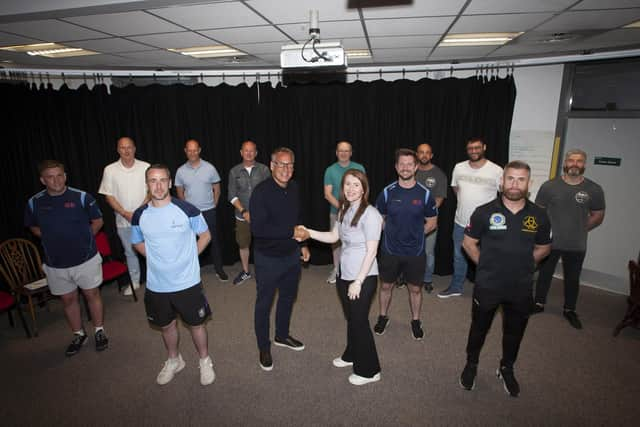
left=0, top=288, right=31, bottom=338
left=0, top=239, right=52, bottom=336
left=613, top=260, right=640, bottom=336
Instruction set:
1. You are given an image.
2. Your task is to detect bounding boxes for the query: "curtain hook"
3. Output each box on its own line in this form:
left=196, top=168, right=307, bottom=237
left=243, top=72, right=246, bottom=82
left=222, top=72, right=225, bottom=82
left=450, top=66, right=453, bottom=77
left=402, top=68, right=405, bottom=79
left=378, top=69, right=382, bottom=79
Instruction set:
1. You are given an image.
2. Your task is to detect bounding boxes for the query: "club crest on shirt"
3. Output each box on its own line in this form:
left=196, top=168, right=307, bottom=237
left=575, top=191, right=590, bottom=204
left=522, top=215, right=538, bottom=233
left=425, top=177, right=436, bottom=188
left=198, top=307, right=206, bottom=318
left=489, top=213, right=507, bottom=230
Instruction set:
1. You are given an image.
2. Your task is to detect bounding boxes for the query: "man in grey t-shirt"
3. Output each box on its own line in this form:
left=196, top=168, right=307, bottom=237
left=532, top=149, right=605, bottom=329
left=415, top=143, right=447, bottom=292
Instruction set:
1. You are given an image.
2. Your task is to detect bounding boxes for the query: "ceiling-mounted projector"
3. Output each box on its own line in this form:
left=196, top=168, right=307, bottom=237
left=280, top=42, right=347, bottom=69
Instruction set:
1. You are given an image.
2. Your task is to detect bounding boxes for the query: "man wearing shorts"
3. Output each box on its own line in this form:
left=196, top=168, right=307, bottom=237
left=227, top=140, right=270, bottom=285
left=131, top=164, right=215, bottom=386
left=25, top=160, right=108, bottom=356
left=374, top=149, right=438, bottom=340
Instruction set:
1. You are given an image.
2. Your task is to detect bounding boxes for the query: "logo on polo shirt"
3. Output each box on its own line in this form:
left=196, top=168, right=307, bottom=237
left=425, top=177, right=436, bottom=188
left=412, top=199, right=422, bottom=206
left=489, top=213, right=507, bottom=230
left=522, top=216, right=538, bottom=233
left=64, top=202, right=76, bottom=208
left=575, top=191, right=590, bottom=204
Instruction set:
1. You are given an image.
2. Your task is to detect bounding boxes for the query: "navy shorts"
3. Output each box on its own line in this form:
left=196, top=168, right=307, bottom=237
left=144, top=283, right=211, bottom=327
left=379, top=252, right=426, bottom=285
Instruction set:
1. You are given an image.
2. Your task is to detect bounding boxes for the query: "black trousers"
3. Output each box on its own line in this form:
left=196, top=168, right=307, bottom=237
left=336, top=276, right=380, bottom=378
left=535, top=249, right=586, bottom=311
left=200, top=208, right=224, bottom=272
left=465, top=287, right=531, bottom=369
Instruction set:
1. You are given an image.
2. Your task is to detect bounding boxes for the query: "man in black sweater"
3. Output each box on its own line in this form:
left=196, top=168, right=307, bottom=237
left=250, top=147, right=310, bottom=371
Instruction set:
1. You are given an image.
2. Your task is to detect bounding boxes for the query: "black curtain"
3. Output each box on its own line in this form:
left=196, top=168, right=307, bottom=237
left=0, top=75, right=515, bottom=276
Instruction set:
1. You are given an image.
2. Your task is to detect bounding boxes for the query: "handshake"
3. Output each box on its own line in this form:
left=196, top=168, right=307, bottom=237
left=293, top=225, right=310, bottom=242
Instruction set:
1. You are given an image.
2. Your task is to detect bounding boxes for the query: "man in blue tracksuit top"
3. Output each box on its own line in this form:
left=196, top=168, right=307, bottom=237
left=250, top=147, right=310, bottom=372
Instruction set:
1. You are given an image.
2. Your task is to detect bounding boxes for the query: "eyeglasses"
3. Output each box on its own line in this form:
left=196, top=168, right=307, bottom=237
left=273, top=161, right=294, bottom=169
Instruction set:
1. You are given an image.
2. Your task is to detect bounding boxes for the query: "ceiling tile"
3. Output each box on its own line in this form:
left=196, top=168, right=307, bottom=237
left=325, top=37, right=368, bottom=49
left=573, top=28, right=640, bottom=49
left=63, top=11, right=184, bottom=36
left=67, top=38, right=156, bottom=53
left=200, top=26, right=288, bottom=45
left=465, top=0, right=577, bottom=14
left=279, top=20, right=364, bottom=42
left=373, top=47, right=429, bottom=61
left=572, top=0, right=640, bottom=10
left=128, top=32, right=215, bottom=49
left=149, top=2, right=268, bottom=30
left=0, top=31, right=40, bottom=47
left=451, top=13, right=554, bottom=33
left=0, top=19, right=108, bottom=42
left=247, top=0, right=360, bottom=24
left=429, top=45, right=498, bottom=59
left=366, top=17, right=455, bottom=36
left=370, top=35, right=440, bottom=49
left=536, top=9, right=640, bottom=31
left=233, top=41, right=283, bottom=55
left=117, top=49, right=204, bottom=67
left=361, top=0, right=467, bottom=18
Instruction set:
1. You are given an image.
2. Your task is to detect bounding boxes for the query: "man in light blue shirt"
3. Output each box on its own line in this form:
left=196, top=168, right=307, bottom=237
left=175, top=139, right=228, bottom=281
left=132, top=164, right=215, bottom=386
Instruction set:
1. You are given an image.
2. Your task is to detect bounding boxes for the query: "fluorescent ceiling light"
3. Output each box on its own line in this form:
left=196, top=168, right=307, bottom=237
left=346, top=49, right=371, bottom=58
left=624, top=20, right=640, bottom=28
left=0, top=42, right=97, bottom=58
left=168, top=45, right=247, bottom=59
left=441, top=33, right=522, bottom=47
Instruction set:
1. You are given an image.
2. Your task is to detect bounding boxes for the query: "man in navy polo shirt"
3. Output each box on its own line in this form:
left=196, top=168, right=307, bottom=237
left=459, top=160, right=551, bottom=397
left=25, top=160, right=108, bottom=356
left=373, top=148, right=438, bottom=340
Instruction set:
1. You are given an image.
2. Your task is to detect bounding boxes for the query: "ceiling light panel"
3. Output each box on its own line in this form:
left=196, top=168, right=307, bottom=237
left=168, top=45, right=247, bottom=59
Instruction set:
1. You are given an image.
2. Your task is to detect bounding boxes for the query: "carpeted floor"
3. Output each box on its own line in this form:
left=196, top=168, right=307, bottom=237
left=1, top=263, right=638, bottom=426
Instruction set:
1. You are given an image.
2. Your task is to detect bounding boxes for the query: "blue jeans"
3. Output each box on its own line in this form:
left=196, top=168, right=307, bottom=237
left=449, top=224, right=467, bottom=293
left=117, top=226, right=141, bottom=283
left=423, top=230, right=437, bottom=283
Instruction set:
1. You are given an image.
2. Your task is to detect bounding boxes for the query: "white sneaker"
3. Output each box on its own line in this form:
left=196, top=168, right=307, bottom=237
left=326, top=268, right=337, bottom=284
left=199, top=356, right=215, bottom=385
left=332, top=357, right=353, bottom=368
left=156, top=354, right=185, bottom=385
left=123, top=281, right=140, bottom=296
left=348, top=372, right=381, bottom=386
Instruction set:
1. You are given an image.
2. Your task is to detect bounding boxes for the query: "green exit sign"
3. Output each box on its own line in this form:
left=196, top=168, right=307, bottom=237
left=594, top=157, right=621, bottom=166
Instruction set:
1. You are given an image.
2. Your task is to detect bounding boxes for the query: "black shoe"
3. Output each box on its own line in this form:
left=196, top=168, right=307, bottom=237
left=259, top=349, right=273, bottom=371
left=373, top=315, right=390, bottom=335
left=411, top=319, right=424, bottom=340
left=563, top=310, right=583, bottom=329
left=423, top=282, right=434, bottom=293
left=95, top=330, right=109, bottom=352
left=232, top=270, right=251, bottom=285
left=65, top=333, right=88, bottom=357
left=531, top=303, right=544, bottom=314
left=216, top=270, right=229, bottom=282
left=460, top=363, right=477, bottom=390
left=497, top=366, right=520, bottom=397
left=274, top=335, right=305, bottom=351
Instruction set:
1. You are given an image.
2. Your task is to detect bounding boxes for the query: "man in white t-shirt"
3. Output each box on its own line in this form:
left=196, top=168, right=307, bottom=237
left=99, top=136, right=150, bottom=295
left=438, top=137, right=502, bottom=298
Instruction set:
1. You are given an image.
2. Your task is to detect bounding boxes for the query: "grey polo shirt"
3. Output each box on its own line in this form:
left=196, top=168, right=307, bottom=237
left=337, top=204, right=382, bottom=280
left=174, top=159, right=221, bottom=211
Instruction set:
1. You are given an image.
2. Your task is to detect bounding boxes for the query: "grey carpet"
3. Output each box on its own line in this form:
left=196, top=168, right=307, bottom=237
left=1, top=263, right=638, bottom=426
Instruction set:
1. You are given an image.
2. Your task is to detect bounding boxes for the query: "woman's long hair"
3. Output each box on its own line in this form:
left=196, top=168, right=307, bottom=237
left=338, top=169, right=370, bottom=227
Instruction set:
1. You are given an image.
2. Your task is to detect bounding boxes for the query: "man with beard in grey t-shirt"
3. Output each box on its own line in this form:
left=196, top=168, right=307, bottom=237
left=532, top=149, right=605, bottom=329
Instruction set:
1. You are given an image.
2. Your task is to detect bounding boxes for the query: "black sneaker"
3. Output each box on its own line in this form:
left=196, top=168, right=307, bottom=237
left=563, top=310, right=583, bottom=329
left=216, top=269, right=229, bottom=282
left=65, top=333, right=88, bottom=357
left=233, top=270, right=251, bottom=285
left=259, top=349, right=273, bottom=371
left=411, top=320, right=424, bottom=340
left=531, top=303, right=544, bottom=314
left=423, top=281, right=434, bottom=293
left=497, top=366, right=520, bottom=397
left=373, top=315, right=389, bottom=335
left=460, top=363, right=477, bottom=390
left=274, top=335, right=305, bottom=351
left=95, top=330, right=109, bottom=352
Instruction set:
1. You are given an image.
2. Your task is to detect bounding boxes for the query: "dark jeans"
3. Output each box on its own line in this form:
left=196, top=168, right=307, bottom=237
left=535, top=249, right=586, bottom=311
left=254, top=250, right=301, bottom=350
left=336, top=276, right=380, bottom=378
left=465, top=287, right=531, bottom=369
left=201, top=208, right=224, bottom=272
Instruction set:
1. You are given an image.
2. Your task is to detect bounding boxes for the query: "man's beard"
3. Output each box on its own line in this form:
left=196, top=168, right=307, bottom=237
left=564, top=165, right=585, bottom=176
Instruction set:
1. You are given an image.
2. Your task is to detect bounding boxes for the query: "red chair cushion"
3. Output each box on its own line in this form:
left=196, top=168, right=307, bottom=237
left=102, top=261, right=128, bottom=282
left=0, top=291, right=16, bottom=311
left=95, top=232, right=112, bottom=257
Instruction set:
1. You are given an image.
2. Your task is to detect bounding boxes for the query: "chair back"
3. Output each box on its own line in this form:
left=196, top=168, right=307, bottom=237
left=95, top=232, right=112, bottom=257
left=629, top=260, right=640, bottom=304
left=0, top=239, right=46, bottom=293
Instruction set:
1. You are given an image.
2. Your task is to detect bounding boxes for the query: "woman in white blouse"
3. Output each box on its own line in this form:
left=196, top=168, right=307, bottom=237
left=298, top=169, right=382, bottom=386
